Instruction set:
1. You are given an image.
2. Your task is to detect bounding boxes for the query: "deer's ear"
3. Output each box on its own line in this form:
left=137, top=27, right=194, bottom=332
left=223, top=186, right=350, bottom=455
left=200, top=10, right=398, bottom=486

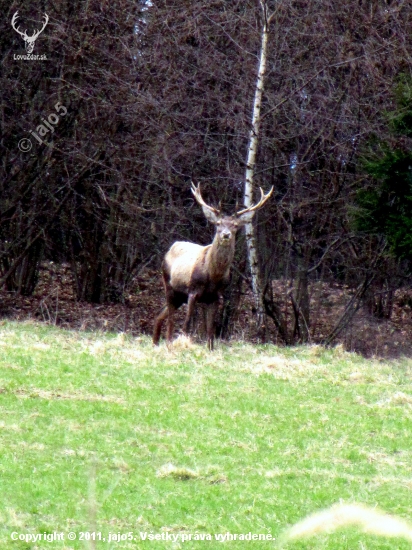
left=237, top=210, right=255, bottom=226
left=201, top=205, right=220, bottom=224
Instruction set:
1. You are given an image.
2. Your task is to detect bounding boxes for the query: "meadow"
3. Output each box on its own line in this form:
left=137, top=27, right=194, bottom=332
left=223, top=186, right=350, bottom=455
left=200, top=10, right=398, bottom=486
left=0, top=321, right=411, bottom=549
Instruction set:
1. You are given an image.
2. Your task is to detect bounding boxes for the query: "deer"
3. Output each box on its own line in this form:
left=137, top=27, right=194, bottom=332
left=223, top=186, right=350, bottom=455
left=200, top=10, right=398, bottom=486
left=153, top=183, right=273, bottom=350
left=11, top=12, right=49, bottom=54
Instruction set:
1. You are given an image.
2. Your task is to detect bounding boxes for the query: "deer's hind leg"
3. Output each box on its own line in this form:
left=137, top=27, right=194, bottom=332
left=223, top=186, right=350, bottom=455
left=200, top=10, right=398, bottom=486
left=166, top=303, right=177, bottom=343
left=153, top=305, right=168, bottom=345
left=164, top=287, right=186, bottom=344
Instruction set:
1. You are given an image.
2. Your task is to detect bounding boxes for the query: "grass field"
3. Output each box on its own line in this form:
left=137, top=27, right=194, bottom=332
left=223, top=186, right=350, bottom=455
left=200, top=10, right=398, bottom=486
left=0, top=321, right=411, bottom=549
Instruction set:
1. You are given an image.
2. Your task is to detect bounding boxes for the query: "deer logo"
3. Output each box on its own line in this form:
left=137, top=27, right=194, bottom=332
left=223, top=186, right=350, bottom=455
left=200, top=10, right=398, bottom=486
left=11, top=11, right=49, bottom=54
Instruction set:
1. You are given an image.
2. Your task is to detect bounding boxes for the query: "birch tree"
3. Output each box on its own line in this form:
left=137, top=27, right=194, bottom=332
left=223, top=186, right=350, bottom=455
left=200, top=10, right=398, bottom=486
left=243, top=0, right=275, bottom=336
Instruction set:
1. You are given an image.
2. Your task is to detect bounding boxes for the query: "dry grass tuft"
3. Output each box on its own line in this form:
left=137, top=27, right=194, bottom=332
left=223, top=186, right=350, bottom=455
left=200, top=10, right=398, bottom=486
left=281, top=503, right=412, bottom=545
left=31, top=342, right=51, bottom=351
left=156, top=463, right=226, bottom=484
left=332, top=343, right=347, bottom=357
left=375, top=391, right=412, bottom=409
left=169, top=335, right=197, bottom=351
left=84, top=333, right=128, bottom=356
left=121, top=348, right=149, bottom=362
left=13, top=388, right=125, bottom=404
left=348, top=371, right=365, bottom=383
left=156, top=463, right=199, bottom=480
left=388, top=391, right=412, bottom=406
left=307, top=344, right=325, bottom=357
left=248, top=355, right=322, bottom=380
left=207, top=473, right=227, bottom=484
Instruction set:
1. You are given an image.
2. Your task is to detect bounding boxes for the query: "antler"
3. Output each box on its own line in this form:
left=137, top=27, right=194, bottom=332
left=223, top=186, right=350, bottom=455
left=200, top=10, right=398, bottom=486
left=30, top=13, right=49, bottom=40
left=236, top=186, right=274, bottom=216
left=11, top=12, right=27, bottom=38
left=191, top=182, right=220, bottom=215
left=11, top=11, right=49, bottom=40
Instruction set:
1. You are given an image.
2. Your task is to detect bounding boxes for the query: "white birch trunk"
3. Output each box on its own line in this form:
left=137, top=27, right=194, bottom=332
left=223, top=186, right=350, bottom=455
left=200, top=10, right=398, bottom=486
left=244, top=2, right=273, bottom=333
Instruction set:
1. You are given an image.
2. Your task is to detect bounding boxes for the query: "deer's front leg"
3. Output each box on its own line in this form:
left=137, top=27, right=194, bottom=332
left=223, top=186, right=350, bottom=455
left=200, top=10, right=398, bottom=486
left=183, top=293, right=198, bottom=336
left=206, top=301, right=218, bottom=351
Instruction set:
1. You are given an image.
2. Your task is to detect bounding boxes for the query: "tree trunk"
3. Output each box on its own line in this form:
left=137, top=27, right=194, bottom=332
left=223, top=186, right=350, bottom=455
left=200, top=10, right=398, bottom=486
left=292, top=257, right=310, bottom=342
left=243, top=1, right=274, bottom=339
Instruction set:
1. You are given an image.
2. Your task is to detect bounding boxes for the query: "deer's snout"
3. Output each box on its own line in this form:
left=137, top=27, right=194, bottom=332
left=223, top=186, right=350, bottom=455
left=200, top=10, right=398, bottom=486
left=221, top=230, right=232, bottom=240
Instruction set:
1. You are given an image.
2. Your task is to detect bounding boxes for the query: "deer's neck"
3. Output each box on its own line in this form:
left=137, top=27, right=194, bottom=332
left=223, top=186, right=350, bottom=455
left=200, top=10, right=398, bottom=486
left=207, top=236, right=235, bottom=281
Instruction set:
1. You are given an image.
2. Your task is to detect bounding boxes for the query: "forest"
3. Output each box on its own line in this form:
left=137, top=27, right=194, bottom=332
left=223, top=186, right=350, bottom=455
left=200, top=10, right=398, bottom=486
left=1, top=0, right=412, bottom=354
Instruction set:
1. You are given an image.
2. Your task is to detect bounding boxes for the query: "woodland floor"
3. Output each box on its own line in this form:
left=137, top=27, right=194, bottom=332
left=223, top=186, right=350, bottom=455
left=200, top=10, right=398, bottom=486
left=0, top=262, right=411, bottom=359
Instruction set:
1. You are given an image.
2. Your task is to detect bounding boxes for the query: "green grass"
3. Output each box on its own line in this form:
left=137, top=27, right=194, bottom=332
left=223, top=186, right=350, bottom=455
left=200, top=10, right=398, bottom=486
left=0, top=321, right=411, bottom=549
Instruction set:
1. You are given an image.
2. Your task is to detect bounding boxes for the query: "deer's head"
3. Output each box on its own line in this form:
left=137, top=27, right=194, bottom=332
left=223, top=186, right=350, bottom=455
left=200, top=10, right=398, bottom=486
left=191, top=182, right=273, bottom=247
left=12, top=11, right=49, bottom=53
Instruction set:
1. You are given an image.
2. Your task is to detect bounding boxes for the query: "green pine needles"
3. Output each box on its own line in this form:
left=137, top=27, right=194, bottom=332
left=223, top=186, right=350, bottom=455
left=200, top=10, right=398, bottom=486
left=357, top=77, right=412, bottom=262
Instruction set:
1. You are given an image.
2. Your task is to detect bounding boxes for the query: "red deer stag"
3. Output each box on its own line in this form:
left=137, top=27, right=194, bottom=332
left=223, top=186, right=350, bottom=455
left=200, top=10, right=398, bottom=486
left=153, top=183, right=273, bottom=350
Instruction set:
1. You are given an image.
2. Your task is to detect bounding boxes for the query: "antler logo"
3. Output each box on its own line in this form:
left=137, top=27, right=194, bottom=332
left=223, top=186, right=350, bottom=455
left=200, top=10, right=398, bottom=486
left=11, top=11, right=49, bottom=54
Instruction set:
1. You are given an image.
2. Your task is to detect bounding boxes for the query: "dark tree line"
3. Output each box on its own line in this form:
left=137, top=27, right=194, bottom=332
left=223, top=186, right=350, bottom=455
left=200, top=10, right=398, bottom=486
left=1, top=0, right=412, bottom=344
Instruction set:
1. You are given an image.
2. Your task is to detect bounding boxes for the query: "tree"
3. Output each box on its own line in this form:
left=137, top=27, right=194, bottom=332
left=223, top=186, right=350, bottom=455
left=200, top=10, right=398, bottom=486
left=0, top=0, right=155, bottom=303
left=243, top=0, right=275, bottom=340
left=358, top=79, right=412, bottom=264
